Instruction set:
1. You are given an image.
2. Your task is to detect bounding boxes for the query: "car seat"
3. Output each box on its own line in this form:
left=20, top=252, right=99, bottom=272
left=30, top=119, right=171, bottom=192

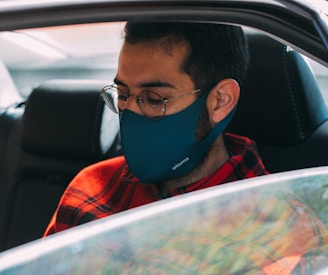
left=227, top=33, right=328, bottom=173
left=0, top=79, right=122, bottom=251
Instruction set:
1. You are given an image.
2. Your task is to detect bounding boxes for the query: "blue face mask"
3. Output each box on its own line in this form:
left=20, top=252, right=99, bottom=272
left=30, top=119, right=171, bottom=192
left=120, top=91, right=236, bottom=184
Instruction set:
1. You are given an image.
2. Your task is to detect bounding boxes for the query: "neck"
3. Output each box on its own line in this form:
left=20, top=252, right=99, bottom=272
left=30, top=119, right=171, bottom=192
left=158, top=135, right=229, bottom=195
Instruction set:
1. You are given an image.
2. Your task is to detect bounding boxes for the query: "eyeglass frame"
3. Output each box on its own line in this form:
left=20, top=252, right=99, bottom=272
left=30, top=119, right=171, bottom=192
left=100, top=83, right=202, bottom=120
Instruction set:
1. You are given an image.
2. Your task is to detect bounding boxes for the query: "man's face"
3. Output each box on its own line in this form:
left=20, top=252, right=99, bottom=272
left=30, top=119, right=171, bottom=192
left=115, top=41, right=197, bottom=116
left=115, top=40, right=234, bottom=184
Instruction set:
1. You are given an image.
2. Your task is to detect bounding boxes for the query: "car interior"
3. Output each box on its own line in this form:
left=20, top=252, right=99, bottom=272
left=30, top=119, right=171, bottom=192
left=0, top=80, right=122, bottom=251
left=0, top=28, right=327, bottom=252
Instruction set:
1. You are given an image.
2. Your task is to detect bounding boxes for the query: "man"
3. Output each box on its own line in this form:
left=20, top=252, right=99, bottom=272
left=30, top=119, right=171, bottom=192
left=44, top=21, right=268, bottom=234
left=44, top=21, right=327, bottom=274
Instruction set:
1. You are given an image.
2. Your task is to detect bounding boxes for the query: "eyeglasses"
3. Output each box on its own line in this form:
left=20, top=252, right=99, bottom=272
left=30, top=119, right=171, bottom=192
left=100, top=84, right=202, bottom=120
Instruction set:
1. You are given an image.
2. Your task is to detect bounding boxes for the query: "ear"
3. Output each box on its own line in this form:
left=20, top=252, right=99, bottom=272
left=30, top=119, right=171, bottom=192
left=207, top=79, right=240, bottom=124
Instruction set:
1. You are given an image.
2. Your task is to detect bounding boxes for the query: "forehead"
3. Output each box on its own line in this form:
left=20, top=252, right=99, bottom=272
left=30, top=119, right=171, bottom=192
left=116, top=40, right=195, bottom=91
left=117, top=41, right=188, bottom=76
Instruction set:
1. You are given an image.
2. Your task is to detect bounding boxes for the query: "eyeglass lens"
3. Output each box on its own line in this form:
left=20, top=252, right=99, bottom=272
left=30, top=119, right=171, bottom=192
left=101, top=86, right=166, bottom=119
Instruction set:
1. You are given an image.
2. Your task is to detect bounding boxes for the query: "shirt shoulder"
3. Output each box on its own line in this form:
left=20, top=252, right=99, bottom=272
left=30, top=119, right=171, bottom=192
left=51, top=156, right=128, bottom=231
left=224, top=132, right=269, bottom=177
left=73, top=155, right=127, bottom=190
left=46, top=156, right=158, bottom=234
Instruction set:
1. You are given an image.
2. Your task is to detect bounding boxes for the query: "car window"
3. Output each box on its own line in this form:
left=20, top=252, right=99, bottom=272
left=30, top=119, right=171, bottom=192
left=0, top=168, right=328, bottom=274
left=1, top=17, right=328, bottom=273
left=308, top=58, right=328, bottom=102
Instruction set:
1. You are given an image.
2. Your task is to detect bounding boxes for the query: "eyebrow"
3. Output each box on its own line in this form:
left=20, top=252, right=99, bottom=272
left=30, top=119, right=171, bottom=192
left=114, top=77, right=176, bottom=89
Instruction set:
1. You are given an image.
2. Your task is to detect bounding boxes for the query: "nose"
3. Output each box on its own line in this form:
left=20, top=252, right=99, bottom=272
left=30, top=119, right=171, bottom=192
left=124, top=96, right=142, bottom=115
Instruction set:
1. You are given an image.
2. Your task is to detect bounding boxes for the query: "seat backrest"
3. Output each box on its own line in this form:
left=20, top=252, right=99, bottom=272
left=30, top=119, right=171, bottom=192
left=227, top=33, right=328, bottom=172
left=0, top=79, right=122, bottom=251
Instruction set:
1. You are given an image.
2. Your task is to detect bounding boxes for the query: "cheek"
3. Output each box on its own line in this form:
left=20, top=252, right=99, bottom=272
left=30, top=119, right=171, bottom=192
left=165, top=93, right=198, bottom=115
left=166, top=101, right=190, bottom=114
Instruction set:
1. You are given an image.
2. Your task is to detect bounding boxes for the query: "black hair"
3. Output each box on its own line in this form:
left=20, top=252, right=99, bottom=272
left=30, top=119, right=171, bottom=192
left=123, top=22, right=249, bottom=92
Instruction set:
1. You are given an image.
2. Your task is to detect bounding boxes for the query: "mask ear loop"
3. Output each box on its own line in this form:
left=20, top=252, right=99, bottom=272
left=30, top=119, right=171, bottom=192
left=199, top=105, right=237, bottom=147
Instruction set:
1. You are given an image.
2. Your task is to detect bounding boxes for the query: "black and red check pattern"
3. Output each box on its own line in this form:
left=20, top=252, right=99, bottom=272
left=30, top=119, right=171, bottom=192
left=44, top=133, right=268, bottom=235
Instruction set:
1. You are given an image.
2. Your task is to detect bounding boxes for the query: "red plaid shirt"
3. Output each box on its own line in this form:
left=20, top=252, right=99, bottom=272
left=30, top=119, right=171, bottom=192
left=44, top=133, right=268, bottom=236
left=43, top=133, right=328, bottom=273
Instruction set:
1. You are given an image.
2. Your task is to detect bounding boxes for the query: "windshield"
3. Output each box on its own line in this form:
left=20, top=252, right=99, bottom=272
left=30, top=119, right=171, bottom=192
left=0, top=167, right=328, bottom=274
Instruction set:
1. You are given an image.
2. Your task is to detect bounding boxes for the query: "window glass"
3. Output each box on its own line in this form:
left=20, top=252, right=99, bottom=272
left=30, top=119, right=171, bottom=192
left=307, top=58, right=328, bottom=102
left=0, top=168, right=328, bottom=274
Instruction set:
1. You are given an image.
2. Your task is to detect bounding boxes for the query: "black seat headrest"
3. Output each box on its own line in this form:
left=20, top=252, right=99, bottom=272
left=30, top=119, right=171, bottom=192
left=22, top=79, right=119, bottom=160
left=227, top=33, right=328, bottom=145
